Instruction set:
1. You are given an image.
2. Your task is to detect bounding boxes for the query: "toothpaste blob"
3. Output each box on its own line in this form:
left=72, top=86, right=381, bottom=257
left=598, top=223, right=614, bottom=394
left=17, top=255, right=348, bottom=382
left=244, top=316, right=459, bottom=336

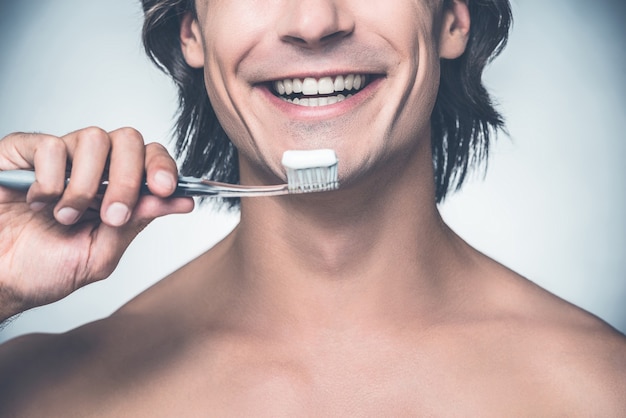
left=281, top=149, right=339, bottom=193
left=281, top=149, right=338, bottom=169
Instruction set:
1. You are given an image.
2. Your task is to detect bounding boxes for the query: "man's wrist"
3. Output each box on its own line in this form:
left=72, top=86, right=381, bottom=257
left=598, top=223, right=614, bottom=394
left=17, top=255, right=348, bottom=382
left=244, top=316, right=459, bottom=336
left=0, top=285, right=26, bottom=324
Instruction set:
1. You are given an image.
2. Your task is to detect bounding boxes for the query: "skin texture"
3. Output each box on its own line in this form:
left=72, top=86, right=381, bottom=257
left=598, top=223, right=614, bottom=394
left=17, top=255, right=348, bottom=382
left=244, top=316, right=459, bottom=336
left=0, top=128, right=194, bottom=319
left=0, top=0, right=625, bottom=415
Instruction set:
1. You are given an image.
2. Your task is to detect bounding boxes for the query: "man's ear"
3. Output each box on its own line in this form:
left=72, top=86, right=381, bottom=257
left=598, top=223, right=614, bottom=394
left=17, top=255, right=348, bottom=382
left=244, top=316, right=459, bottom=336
left=180, top=12, right=204, bottom=68
left=438, top=0, right=471, bottom=59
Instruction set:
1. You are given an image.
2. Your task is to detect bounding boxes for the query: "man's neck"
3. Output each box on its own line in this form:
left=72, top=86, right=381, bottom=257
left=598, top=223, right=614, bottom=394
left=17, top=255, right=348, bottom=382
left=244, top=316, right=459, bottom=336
left=214, top=147, right=473, bottom=334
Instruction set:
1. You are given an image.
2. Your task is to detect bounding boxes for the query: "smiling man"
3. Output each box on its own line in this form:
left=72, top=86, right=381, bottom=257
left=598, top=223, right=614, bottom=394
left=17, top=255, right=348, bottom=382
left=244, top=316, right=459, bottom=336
left=0, top=0, right=625, bottom=415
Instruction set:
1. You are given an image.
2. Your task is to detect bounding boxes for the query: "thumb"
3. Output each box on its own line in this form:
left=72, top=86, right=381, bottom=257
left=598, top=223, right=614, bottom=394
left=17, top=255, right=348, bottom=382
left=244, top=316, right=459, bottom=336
left=127, top=194, right=195, bottom=236
left=84, top=195, right=194, bottom=284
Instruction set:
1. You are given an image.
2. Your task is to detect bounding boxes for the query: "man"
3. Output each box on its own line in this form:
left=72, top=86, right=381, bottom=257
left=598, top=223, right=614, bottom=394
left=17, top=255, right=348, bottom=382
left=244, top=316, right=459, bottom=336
left=1, top=0, right=625, bottom=415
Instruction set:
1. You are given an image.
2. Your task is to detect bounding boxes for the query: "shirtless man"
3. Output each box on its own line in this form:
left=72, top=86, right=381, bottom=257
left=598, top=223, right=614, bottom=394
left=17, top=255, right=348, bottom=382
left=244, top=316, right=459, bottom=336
left=1, top=0, right=625, bottom=415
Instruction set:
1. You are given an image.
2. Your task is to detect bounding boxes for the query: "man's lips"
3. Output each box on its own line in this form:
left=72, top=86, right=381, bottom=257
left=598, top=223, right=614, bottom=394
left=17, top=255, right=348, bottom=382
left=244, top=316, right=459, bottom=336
left=264, top=73, right=383, bottom=108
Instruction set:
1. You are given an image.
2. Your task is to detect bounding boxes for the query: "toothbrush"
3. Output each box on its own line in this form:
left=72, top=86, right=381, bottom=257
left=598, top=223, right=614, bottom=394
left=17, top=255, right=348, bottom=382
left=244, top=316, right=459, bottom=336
left=0, top=149, right=339, bottom=198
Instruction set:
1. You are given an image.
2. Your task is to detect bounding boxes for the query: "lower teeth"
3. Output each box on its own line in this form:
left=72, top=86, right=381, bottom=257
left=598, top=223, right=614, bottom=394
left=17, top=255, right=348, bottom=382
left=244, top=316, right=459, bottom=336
left=283, top=94, right=353, bottom=107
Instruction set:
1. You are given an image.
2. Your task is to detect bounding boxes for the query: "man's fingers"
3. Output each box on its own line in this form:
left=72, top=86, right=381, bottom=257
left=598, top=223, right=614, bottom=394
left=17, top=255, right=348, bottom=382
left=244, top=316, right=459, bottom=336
left=129, top=195, right=194, bottom=236
left=1, top=128, right=182, bottom=227
left=0, top=132, right=55, bottom=170
left=0, top=132, right=70, bottom=207
left=134, top=194, right=194, bottom=221
left=97, top=127, right=146, bottom=227
left=52, top=127, right=111, bottom=225
left=145, top=142, right=179, bottom=197
left=29, top=135, right=68, bottom=204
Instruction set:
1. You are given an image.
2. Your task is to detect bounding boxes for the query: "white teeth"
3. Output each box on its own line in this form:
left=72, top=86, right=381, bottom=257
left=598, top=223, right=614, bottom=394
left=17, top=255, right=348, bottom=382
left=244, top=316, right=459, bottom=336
left=344, top=74, right=354, bottom=90
left=275, top=80, right=286, bottom=95
left=284, top=79, right=293, bottom=95
left=318, top=77, right=334, bottom=95
left=292, top=78, right=303, bottom=94
left=282, top=93, right=348, bottom=107
left=273, top=74, right=368, bottom=108
left=334, top=75, right=345, bottom=91
left=302, top=78, right=318, bottom=95
left=272, top=73, right=367, bottom=106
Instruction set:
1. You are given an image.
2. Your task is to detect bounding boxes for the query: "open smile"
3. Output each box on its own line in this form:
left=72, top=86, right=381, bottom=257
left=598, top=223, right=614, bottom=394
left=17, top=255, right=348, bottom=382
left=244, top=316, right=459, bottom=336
left=270, top=74, right=374, bottom=107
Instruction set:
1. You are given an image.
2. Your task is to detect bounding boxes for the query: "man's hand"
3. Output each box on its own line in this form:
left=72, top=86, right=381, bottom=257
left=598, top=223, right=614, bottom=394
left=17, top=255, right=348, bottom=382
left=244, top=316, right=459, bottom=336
left=0, top=127, right=194, bottom=322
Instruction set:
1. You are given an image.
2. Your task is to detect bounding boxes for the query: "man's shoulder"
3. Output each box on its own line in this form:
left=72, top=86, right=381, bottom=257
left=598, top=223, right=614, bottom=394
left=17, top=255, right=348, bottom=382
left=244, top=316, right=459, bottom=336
left=496, top=266, right=626, bottom=364
left=471, top=266, right=626, bottom=413
left=0, top=318, right=106, bottom=412
left=0, top=309, right=185, bottom=414
left=0, top=313, right=138, bottom=372
left=530, top=314, right=626, bottom=415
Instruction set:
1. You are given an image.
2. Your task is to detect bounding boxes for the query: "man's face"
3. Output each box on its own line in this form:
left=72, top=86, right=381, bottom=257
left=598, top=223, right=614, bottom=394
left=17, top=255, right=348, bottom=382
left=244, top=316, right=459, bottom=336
left=182, top=0, right=467, bottom=186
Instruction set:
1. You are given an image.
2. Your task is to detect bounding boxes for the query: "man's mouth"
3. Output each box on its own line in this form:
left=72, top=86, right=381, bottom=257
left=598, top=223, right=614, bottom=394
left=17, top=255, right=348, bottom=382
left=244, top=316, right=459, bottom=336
left=271, top=74, right=370, bottom=107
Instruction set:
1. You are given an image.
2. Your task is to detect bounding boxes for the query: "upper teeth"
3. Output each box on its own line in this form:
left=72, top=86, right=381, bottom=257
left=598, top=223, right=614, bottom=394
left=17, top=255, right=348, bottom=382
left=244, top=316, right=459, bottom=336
left=273, top=74, right=366, bottom=97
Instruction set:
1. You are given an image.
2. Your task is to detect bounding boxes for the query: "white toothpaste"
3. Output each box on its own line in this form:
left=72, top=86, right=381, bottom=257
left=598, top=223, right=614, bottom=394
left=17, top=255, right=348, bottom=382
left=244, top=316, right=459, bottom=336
left=281, top=149, right=339, bottom=192
left=281, top=149, right=338, bottom=169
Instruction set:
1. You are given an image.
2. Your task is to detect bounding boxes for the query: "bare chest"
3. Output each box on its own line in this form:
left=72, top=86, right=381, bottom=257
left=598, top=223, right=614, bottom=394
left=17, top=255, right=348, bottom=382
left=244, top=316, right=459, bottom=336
left=13, top=346, right=558, bottom=417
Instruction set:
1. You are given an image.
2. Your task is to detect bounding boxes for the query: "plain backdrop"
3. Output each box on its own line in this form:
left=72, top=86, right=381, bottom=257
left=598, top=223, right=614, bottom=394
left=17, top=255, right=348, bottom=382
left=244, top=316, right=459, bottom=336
left=0, top=0, right=624, bottom=343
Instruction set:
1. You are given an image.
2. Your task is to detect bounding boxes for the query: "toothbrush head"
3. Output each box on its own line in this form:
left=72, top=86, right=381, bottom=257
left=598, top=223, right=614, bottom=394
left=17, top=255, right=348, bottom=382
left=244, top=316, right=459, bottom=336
left=281, top=149, right=339, bottom=194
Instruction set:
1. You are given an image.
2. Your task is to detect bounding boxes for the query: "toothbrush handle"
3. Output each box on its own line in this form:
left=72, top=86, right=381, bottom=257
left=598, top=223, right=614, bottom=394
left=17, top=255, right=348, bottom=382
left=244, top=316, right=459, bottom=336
left=0, top=170, right=289, bottom=198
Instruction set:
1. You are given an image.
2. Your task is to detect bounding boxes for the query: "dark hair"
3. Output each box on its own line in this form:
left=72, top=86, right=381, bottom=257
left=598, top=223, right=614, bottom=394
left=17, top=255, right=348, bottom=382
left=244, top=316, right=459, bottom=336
left=141, top=0, right=239, bottom=200
left=432, top=0, right=512, bottom=201
left=140, top=0, right=512, bottom=205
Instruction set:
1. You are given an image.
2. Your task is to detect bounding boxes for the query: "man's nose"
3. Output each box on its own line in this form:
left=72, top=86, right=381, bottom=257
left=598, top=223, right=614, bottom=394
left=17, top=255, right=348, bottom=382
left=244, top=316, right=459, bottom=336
left=277, top=0, right=355, bottom=49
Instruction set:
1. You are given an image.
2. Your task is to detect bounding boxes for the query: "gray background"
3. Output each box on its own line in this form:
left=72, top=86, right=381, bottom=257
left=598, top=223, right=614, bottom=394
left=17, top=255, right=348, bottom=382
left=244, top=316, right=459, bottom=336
left=0, top=0, right=624, bottom=342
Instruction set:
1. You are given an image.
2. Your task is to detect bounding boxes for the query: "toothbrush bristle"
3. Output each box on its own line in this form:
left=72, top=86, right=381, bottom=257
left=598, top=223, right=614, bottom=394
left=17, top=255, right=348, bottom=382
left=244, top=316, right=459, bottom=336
left=285, top=165, right=339, bottom=193
left=282, top=149, right=339, bottom=194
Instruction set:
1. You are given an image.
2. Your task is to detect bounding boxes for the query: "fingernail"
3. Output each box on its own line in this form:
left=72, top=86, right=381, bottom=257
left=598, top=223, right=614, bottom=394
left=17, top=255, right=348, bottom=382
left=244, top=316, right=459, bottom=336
left=30, top=201, right=47, bottom=212
left=105, top=202, right=131, bottom=227
left=57, top=207, right=81, bottom=225
left=154, top=170, right=175, bottom=193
